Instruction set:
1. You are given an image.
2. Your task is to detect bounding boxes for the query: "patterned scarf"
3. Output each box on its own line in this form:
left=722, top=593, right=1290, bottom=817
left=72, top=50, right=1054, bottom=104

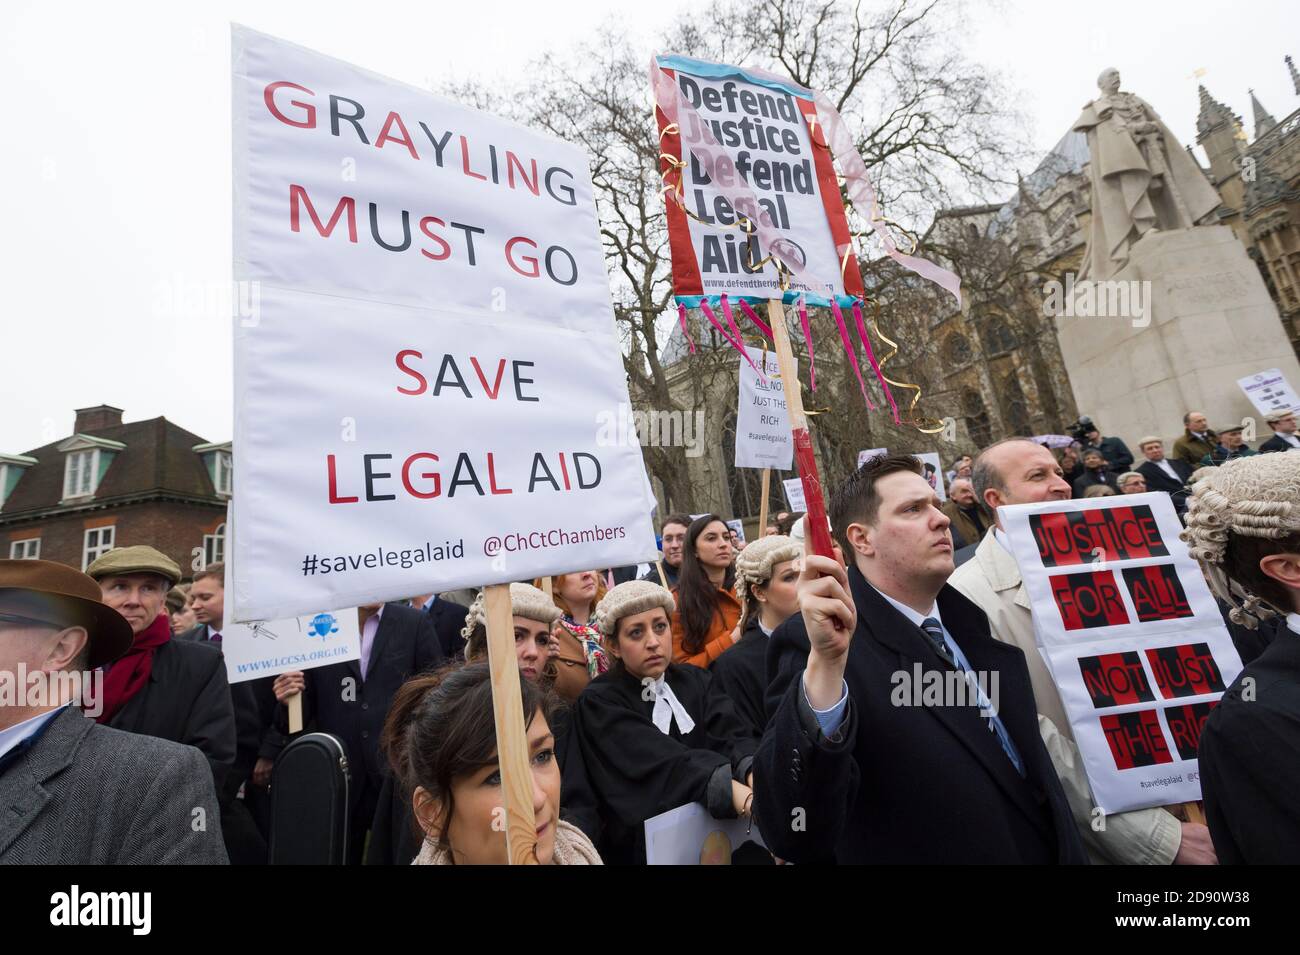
left=561, top=614, right=609, bottom=679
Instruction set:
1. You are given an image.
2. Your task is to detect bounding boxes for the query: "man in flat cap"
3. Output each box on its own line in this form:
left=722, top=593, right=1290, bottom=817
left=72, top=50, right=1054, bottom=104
left=86, top=546, right=236, bottom=795
left=0, top=559, right=227, bottom=862
left=1200, top=424, right=1258, bottom=467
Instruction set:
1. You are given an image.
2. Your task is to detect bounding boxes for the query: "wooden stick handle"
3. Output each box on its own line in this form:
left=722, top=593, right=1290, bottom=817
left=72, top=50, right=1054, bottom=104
left=1181, top=801, right=1206, bottom=826
left=540, top=576, right=553, bottom=599
left=766, top=298, right=835, bottom=560
left=758, top=467, right=771, bottom=536
left=484, top=583, right=540, bottom=865
left=287, top=692, right=303, bottom=734
left=656, top=560, right=668, bottom=588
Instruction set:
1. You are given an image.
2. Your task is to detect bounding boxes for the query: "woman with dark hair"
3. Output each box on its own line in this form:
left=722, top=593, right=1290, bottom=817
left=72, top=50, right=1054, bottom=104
left=569, top=580, right=757, bottom=864
left=383, top=662, right=602, bottom=865
left=670, top=514, right=741, bottom=667
left=709, top=535, right=802, bottom=741
left=534, top=571, right=609, bottom=700
left=461, top=583, right=562, bottom=685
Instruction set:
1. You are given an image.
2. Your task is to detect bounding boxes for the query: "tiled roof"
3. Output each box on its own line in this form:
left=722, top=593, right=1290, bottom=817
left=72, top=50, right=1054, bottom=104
left=1, top=417, right=223, bottom=517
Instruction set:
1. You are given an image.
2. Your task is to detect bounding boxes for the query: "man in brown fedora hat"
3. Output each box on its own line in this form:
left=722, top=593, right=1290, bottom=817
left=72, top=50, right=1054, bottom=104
left=0, top=559, right=227, bottom=863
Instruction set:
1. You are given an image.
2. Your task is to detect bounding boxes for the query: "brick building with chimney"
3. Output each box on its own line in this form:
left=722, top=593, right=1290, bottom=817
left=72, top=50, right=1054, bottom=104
left=0, top=405, right=230, bottom=576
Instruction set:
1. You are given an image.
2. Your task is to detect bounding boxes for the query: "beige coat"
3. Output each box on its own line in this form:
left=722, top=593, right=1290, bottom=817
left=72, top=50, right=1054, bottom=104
left=949, top=531, right=1181, bottom=865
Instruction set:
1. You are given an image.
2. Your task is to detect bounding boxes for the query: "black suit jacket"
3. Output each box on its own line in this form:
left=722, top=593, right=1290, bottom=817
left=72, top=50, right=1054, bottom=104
left=753, top=566, right=1087, bottom=864
left=108, top=638, right=236, bottom=796
left=422, top=597, right=469, bottom=660
left=1133, top=459, right=1190, bottom=511
left=1260, top=435, right=1300, bottom=454
left=285, top=603, right=443, bottom=795
left=180, top=624, right=286, bottom=796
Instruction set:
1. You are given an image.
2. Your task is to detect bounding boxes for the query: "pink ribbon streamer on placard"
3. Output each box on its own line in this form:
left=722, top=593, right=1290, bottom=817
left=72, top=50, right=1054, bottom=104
left=700, top=300, right=764, bottom=377
left=677, top=302, right=696, bottom=354
left=830, top=299, right=875, bottom=411
left=853, top=300, right=898, bottom=423
left=737, top=299, right=773, bottom=339
left=798, top=295, right=816, bottom=392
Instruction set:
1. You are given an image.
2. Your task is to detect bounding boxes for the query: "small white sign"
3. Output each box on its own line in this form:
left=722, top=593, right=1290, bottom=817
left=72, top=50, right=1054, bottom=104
left=734, top=347, right=794, bottom=470
left=857, top=447, right=887, bottom=468
left=915, top=451, right=946, bottom=501
left=1237, top=368, right=1299, bottom=419
left=782, top=477, right=806, bottom=512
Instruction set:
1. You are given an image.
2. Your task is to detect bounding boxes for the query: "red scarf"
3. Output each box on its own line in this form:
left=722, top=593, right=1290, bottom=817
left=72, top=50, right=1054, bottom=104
left=93, top=612, right=172, bottom=724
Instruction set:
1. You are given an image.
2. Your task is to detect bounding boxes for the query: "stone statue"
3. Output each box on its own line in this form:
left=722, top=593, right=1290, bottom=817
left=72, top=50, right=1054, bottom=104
left=1073, top=68, right=1222, bottom=279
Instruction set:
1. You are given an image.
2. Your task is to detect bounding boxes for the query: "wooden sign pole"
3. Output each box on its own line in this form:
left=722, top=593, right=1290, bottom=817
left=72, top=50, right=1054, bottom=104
left=483, top=583, right=540, bottom=865
left=541, top=576, right=553, bottom=599
left=287, top=692, right=303, bottom=734
left=656, top=560, right=669, bottom=588
left=766, top=298, right=836, bottom=560
left=758, top=467, right=772, bottom=536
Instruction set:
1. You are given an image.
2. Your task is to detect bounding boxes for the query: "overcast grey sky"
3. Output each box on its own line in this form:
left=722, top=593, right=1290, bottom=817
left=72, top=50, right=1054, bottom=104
left=3, top=0, right=1297, bottom=453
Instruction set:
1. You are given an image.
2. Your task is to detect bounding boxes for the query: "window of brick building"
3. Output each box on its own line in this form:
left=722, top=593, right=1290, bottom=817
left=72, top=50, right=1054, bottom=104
left=82, top=526, right=115, bottom=570
left=9, top=539, right=40, bottom=559
left=204, top=524, right=226, bottom=565
left=214, top=452, right=232, bottom=496
left=64, top=449, right=99, bottom=499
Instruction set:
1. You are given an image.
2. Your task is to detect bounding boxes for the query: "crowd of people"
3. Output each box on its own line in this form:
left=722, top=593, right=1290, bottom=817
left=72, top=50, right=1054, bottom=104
left=1, top=404, right=1296, bottom=865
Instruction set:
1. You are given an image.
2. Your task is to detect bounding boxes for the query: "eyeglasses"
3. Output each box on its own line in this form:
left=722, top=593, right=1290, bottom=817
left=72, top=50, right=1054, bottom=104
left=0, top=611, right=64, bottom=630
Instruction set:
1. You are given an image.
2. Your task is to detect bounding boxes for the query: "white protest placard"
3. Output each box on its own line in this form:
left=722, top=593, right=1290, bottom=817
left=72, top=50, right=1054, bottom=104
left=857, top=447, right=887, bottom=468
left=915, top=451, right=946, bottom=501
left=644, top=802, right=768, bottom=865
left=1001, top=492, right=1243, bottom=813
left=734, top=347, right=794, bottom=469
left=231, top=27, right=658, bottom=621
left=782, top=477, right=806, bottom=512
left=1237, top=368, right=1300, bottom=419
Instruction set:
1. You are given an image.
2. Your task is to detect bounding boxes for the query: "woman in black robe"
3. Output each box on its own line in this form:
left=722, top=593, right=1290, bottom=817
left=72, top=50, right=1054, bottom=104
left=568, top=580, right=756, bottom=864
left=709, top=535, right=803, bottom=742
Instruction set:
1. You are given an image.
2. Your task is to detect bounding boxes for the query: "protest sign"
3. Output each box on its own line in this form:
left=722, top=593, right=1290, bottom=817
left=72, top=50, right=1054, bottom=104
left=782, top=477, right=806, bottom=512
left=651, top=56, right=863, bottom=307
left=231, top=26, right=659, bottom=623
left=915, top=451, right=946, bottom=502
left=734, top=347, right=794, bottom=469
left=1001, top=492, right=1243, bottom=813
left=1237, top=368, right=1299, bottom=419
left=644, top=802, right=768, bottom=865
left=857, top=447, right=887, bottom=468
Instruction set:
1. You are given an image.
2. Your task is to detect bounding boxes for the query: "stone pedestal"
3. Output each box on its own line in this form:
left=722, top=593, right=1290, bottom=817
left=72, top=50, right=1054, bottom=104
left=1055, top=225, right=1300, bottom=448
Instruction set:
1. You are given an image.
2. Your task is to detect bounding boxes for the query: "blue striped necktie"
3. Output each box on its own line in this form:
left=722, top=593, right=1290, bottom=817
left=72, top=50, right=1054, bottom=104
left=920, top=617, right=955, bottom=667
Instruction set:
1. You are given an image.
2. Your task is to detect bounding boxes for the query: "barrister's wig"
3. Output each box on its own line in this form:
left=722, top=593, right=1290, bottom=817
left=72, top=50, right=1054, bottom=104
left=1181, top=452, right=1300, bottom=629
left=593, top=580, right=675, bottom=637
left=733, top=535, right=802, bottom=605
left=460, top=583, right=562, bottom=646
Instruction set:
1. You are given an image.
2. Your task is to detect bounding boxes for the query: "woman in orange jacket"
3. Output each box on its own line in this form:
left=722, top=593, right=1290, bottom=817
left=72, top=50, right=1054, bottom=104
left=670, top=514, right=741, bottom=667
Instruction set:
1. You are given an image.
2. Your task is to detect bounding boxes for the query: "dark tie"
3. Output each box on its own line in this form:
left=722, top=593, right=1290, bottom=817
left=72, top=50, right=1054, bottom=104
left=920, top=617, right=955, bottom=667
left=210, top=630, right=222, bottom=644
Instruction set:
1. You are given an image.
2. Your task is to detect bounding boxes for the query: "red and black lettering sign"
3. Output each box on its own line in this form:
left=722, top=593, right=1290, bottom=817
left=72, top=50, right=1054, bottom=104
left=1049, top=570, right=1131, bottom=630
left=1030, top=505, right=1169, bottom=567
left=1163, top=701, right=1218, bottom=760
left=1121, top=564, right=1194, bottom=622
left=1145, top=643, right=1225, bottom=699
left=1078, top=651, right=1156, bottom=708
left=1100, top=710, right=1173, bottom=770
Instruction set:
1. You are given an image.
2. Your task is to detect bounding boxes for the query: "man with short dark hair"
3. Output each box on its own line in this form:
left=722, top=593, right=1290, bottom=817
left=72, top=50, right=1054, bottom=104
left=0, top=559, right=227, bottom=863
left=952, top=438, right=1212, bottom=864
left=1172, top=411, right=1217, bottom=468
left=1081, top=421, right=1133, bottom=474
left=640, top=513, right=690, bottom=588
left=754, top=454, right=1085, bottom=863
left=1260, top=409, right=1300, bottom=453
left=1071, top=448, right=1115, bottom=497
